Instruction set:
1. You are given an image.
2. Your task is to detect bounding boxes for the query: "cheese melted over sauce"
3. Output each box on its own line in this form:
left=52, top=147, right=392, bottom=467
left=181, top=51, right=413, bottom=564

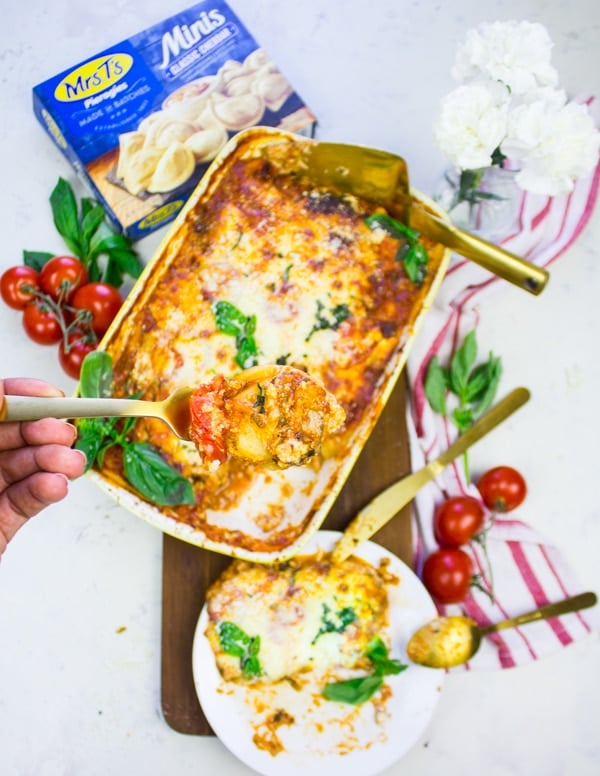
left=205, top=551, right=395, bottom=684
left=99, top=140, right=446, bottom=553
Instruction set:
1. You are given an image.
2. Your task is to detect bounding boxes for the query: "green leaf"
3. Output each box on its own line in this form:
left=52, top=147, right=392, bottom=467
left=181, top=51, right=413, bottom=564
left=322, top=674, right=384, bottom=705
left=80, top=203, right=106, bottom=246
left=49, top=177, right=83, bottom=257
left=213, top=300, right=248, bottom=337
left=22, top=250, right=55, bottom=271
left=74, top=418, right=111, bottom=471
left=403, top=243, right=428, bottom=286
left=213, top=301, right=259, bottom=368
left=366, top=636, right=407, bottom=676
left=365, top=212, right=419, bottom=242
left=470, top=355, right=502, bottom=417
left=424, top=357, right=449, bottom=415
left=453, top=406, right=473, bottom=432
left=449, top=330, right=478, bottom=398
left=122, top=442, right=195, bottom=505
left=79, top=351, right=114, bottom=398
left=217, top=621, right=262, bottom=678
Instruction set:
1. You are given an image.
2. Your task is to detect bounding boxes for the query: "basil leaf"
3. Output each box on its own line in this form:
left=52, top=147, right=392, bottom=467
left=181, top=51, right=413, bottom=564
left=213, top=301, right=259, bottom=368
left=122, top=442, right=195, bottom=506
left=235, top=334, right=258, bottom=369
left=365, top=212, right=419, bottom=242
left=322, top=674, right=384, bottom=705
left=366, top=636, right=407, bottom=676
left=80, top=203, right=106, bottom=248
left=470, top=356, right=502, bottom=417
left=453, top=406, right=473, bottom=432
left=217, top=621, right=262, bottom=678
left=79, top=351, right=114, bottom=398
left=22, top=250, right=54, bottom=271
left=403, top=243, right=428, bottom=286
left=49, top=178, right=83, bottom=257
left=449, top=330, right=477, bottom=397
left=213, top=300, right=248, bottom=337
left=73, top=418, right=109, bottom=470
left=424, top=357, right=448, bottom=415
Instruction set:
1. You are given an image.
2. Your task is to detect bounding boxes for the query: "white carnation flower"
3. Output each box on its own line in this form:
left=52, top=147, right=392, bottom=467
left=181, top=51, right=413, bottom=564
left=452, top=20, right=559, bottom=95
left=433, top=82, right=509, bottom=170
left=501, top=100, right=600, bottom=194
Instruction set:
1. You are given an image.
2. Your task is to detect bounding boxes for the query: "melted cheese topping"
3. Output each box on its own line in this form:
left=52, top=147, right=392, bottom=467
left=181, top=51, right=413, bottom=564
left=99, top=135, right=446, bottom=553
left=205, top=552, right=390, bottom=683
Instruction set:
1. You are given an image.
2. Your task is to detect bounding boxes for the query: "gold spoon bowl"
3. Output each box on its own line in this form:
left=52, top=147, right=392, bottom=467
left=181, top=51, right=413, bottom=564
left=407, top=591, right=597, bottom=669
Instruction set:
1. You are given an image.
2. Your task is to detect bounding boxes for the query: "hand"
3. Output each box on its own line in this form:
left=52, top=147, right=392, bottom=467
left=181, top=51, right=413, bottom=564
left=0, top=378, right=87, bottom=555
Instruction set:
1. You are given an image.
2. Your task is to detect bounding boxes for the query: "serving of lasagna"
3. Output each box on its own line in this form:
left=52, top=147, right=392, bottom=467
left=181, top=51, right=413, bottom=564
left=192, top=531, right=443, bottom=772
left=92, top=127, right=450, bottom=560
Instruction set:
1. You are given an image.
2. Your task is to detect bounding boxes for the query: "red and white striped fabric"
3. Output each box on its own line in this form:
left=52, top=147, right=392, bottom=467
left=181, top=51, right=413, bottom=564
left=406, top=115, right=600, bottom=670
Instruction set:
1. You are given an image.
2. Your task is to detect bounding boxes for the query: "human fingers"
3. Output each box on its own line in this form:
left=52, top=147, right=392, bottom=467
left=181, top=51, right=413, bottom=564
left=1, top=378, right=65, bottom=399
left=0, top=444, right=87, bottom=489
left=0, top=471, right=71, bottom=554
left=0, top=417, right=78, bottom=452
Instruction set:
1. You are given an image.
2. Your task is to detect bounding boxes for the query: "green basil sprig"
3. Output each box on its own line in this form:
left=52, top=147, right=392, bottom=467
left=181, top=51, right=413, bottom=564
left=212, top=300, right=259, bottom=369
left=24, top=178, right=144, bottom=287
left=322, top=636, right=407, bottom=705
left=424, top=329, right=502, bottom=432
left=312, top=603, right=357, bottom=644
left=217, top=621, right=262, bottom=678
left=365, top=212, right=429, bottom=286
left=75, top=351, right=195, bottom=506
left=424, top=329, right=502, bottom=481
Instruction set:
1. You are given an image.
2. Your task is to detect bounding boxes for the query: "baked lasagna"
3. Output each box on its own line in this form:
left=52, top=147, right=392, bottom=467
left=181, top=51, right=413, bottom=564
left=95, top=128, right=448, bottom=558
left=204, top=550, right=392, bottom=684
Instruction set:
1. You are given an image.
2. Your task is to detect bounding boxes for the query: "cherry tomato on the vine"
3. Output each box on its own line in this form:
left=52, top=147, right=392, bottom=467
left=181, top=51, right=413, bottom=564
left=39, top=255, right=88, bottom=302
left=477, top=466, right=527, bottom=512
left=433, top=496, right=485, bottom=547
left=58, top=333, right=97, bottom=380
left=71, top=282, right=122, bottom=337
left=422, top=547, right=474, bottom=604
left=22, top=300, right=63, bottom=345
left=1, top=265, right=40, bottom=310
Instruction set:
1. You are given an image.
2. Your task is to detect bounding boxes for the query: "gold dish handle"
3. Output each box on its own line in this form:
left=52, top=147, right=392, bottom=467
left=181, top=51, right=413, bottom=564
left=411, top=204, right=549, bottom=296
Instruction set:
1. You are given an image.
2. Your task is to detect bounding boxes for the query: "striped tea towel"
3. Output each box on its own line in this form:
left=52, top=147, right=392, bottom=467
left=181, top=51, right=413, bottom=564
left=406, top=130, right=600, bottom=670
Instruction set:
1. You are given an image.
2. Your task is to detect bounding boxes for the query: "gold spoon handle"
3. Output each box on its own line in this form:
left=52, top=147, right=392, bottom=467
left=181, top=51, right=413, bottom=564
left=411, top=205, right=550, bottom=295
left=332, top=387, right=530, bottom=563
left=0, top=394, right=157, bottom=423
left=479, top=591, right=598, bottom=636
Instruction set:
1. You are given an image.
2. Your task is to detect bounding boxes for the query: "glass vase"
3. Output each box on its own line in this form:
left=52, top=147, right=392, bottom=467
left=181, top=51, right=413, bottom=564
left=435, top=165, right=522, bottom=242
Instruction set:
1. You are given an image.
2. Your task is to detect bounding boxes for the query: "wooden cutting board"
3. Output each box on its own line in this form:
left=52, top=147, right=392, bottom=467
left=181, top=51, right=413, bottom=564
left=160, top=377, right=413, bottom=735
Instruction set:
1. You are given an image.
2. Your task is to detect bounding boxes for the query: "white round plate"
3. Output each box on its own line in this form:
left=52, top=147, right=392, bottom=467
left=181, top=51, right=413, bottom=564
left=192, top=530, right=443, bottom=776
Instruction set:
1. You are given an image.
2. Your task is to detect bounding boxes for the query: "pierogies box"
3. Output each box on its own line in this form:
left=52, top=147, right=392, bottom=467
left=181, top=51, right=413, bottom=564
left=32, top=1, right=317, bottom=240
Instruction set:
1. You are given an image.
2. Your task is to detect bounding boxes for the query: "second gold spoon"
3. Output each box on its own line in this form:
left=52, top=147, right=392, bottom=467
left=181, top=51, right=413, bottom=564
left=407, top=591, right=597, bottom=668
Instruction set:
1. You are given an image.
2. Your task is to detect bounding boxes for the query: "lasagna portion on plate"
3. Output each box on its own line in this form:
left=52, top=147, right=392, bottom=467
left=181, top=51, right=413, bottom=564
left=204, top=547, right=397, bottom=685
left=96, top=128, right=448, bottom=558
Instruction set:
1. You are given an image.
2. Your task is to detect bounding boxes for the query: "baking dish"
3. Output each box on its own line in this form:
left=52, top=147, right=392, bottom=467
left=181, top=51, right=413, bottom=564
left=88, top=126, right=451, bottom=562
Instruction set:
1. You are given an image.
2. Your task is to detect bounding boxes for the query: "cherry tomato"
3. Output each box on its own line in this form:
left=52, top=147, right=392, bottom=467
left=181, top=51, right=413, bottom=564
left=71, top=282, right=123, bottom=337
left=422, top=548, right=473, bottom=604
left=433, top=496, right=485, bottom=547
left=1, top=265, right=40, bottom=310
left=39, top=255, right=88, bottom=302
left=58, top=333, right=97, bottom=380
left=477, top=466, right=527, bottom=512
left=22, top=300, right=63, bottom=345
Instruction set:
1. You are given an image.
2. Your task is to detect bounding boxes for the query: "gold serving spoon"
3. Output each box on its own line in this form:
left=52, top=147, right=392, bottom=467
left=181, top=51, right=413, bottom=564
left=303, top=141, right=549, bottom=295
left=406, top=591, right=597, bottom=669
left=0, top=365, right=344, bottom=467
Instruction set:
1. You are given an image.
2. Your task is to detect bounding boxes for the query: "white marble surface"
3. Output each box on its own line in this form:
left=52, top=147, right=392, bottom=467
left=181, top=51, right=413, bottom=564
left=1, top=1, right=599, bottom=774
